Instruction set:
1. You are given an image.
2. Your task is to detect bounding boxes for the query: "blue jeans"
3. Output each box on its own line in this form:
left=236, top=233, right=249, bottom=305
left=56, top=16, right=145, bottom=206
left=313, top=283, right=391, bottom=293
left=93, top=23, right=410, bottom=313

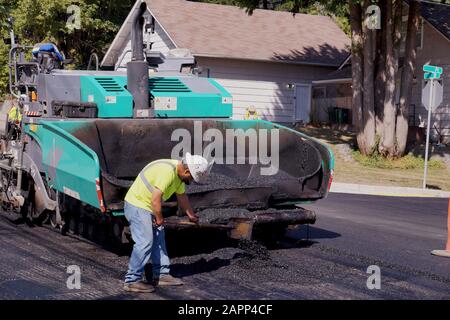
left=124, top=201, right=170, bottom=283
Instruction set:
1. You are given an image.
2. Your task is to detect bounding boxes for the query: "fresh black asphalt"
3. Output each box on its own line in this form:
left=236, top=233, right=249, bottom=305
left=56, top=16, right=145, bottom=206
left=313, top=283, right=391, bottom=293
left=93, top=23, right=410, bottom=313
left=0, top=193, right=448, bottom=299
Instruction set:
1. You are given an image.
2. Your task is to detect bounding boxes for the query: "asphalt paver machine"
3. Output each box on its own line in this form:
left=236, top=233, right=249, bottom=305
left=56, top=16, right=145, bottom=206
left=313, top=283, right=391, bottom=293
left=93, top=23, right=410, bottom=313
left=0, top=2, right=333, bottom=243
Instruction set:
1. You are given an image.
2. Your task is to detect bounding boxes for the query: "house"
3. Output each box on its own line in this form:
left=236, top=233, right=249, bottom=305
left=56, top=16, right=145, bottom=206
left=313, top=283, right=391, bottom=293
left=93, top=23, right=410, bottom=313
left=311, top=0, right=450, bottom=141
left=101, top=0, right=350, bottom=123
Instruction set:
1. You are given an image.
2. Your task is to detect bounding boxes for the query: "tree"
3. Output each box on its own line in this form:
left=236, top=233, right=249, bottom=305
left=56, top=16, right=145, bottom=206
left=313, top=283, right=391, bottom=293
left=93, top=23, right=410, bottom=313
left=352, top=0, right=421, bottom=157
left=374, top=0, right=387, bottom=137
left=231, top=0, right=424, bottom=158
left=349, top=0, right=365, bottom=151
left=379, top=0, right=401, bottom=156
left=396, top=0, right=420, bottom=157
left=11, top=0, right=134, bottom=68
left=0, top=1, right=16, bottom=30
left=361, top=0, right=376, bottom=155
left=0, top=0, right=134, bottom=97
left=0, top=0, right=17, bottom=96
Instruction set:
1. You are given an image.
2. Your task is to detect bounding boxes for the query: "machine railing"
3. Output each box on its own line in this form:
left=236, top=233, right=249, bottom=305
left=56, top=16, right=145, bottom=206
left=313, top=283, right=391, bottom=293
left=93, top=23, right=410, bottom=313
left=87, top=53, right=99, bottom=71
left=8, top=45, right=40, bottom=98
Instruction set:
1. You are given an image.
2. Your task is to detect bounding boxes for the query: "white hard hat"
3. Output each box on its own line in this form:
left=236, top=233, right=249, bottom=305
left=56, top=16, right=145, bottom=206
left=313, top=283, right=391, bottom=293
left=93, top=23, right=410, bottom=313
left=184, top=152, right=213, bottom=184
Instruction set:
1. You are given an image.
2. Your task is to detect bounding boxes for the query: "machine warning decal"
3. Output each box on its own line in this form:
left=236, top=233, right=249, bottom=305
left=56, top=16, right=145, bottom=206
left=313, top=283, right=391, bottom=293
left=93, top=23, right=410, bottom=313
left=136, top=109, right=150, bottom=118
left=63, top=187, right=80, bottom=200
left=154, top=97, right=177, bottom=110
left=222, top=97, right=233, bottom=104
left=105, top=96, right=117, bottom=104
left=88, top=95, right=94, bottom=102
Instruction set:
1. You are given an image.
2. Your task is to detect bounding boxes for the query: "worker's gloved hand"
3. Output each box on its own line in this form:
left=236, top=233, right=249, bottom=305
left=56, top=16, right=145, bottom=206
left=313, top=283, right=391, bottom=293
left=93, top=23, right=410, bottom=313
left=154, top=216, right=165, bottom=227
left=187, top=213, right=199, bottom=224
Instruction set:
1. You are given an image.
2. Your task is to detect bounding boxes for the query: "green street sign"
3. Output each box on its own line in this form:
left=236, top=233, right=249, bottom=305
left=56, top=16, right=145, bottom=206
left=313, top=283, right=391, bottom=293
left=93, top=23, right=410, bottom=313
left=423, top=64, right=443, bottom=79
left=424, top=72, right=441, bottom=79
left=423, top=65, right=443, bottom=74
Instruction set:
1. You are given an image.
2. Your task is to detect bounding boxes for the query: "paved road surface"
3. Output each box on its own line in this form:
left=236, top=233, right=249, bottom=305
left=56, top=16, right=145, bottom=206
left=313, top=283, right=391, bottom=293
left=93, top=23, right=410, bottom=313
left=0, top=193, right=449, bottom=299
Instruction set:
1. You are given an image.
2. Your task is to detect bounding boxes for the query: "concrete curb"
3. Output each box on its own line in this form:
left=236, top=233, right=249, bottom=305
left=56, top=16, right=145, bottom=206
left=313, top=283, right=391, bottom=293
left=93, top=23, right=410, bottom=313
left=330, top=182, right=450, bottom=198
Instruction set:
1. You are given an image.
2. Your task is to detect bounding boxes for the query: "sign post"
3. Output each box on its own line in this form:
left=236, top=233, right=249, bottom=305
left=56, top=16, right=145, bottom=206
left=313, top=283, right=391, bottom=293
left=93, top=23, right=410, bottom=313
left=422, top=65, right=444, bottom=189
left=423, top=80, right=434, bottom=189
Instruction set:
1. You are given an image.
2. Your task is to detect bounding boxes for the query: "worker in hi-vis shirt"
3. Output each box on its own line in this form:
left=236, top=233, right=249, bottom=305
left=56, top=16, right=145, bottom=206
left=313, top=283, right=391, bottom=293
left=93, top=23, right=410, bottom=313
left=123, top=153, right=213, bottom=293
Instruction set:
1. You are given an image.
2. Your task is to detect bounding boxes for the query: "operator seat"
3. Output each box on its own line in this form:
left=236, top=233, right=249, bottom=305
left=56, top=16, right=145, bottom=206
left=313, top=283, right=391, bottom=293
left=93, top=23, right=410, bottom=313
left=32, top=43, right=65, bottom=73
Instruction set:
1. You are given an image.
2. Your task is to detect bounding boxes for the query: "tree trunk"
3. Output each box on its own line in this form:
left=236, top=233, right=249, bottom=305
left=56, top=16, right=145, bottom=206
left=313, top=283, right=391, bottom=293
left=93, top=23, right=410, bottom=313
left=396, top=0, right=421, bottom=156
left=380, top=0, right=396, bottom=156
left=393, top=1, right=403, bottom=76
left=362, top=0, right=376, bottom=155
left=374, top=0, right=387, bottom=137
left=262, top=0, right=268, bottom=9
left=350, top=1, right=365, bottom=152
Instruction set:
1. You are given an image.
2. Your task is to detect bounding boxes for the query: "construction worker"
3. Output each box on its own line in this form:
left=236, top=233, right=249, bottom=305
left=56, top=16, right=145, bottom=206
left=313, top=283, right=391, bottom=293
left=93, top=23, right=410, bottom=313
left=7, top=101, right=22, bottom=123
left=123, top=153, right=213, bottom=293
left=244, top=105, right=259, bottom=120
left=32, top=43, right=65, bottom=73
left=6, top=98, right=22, bottom=141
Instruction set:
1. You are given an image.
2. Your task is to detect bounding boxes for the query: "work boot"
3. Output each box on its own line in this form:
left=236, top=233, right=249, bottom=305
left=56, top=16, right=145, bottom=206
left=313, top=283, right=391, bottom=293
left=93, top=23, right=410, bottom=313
left=153, top=274, right=184, bottom=286
left=123, top=281, right=155, bottom=293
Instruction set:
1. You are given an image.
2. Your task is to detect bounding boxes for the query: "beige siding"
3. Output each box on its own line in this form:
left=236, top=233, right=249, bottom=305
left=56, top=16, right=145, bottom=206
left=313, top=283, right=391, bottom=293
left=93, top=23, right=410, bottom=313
left=115, top=15, right=176, bottom=70
left=410, top=23, right=450, bottom=141
left=196, top=57, right=334, bottom=123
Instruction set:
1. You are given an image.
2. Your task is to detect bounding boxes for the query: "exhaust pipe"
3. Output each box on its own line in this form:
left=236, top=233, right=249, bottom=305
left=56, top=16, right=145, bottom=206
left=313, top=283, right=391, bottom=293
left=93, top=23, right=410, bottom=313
left=127, top=1, right=152, bottom=118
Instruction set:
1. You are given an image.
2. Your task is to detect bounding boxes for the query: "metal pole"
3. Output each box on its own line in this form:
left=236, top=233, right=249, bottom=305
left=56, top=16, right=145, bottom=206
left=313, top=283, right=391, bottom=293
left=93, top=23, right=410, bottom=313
left=423, top=79, right=434, bottom=189
left=9, top=28, right=15, bottom=48
left=16, top=99, right=26, bottom=194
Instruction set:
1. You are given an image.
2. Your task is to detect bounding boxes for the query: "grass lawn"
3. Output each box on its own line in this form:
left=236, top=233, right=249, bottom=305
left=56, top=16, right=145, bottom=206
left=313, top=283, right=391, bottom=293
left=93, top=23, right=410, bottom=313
left=297, top=126, right=450, bottom=191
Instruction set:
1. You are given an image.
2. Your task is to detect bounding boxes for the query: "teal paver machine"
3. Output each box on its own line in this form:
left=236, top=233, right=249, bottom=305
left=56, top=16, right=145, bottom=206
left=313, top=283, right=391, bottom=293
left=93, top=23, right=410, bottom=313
left=1, top=2, right=333, bottom=242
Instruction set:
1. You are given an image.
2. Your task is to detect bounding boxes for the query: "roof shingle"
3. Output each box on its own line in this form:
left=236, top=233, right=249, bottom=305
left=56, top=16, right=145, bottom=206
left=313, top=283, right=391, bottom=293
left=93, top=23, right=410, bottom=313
left=419, top=0, right=450, bottom=41
left=144, top=0, right=350, bottom=66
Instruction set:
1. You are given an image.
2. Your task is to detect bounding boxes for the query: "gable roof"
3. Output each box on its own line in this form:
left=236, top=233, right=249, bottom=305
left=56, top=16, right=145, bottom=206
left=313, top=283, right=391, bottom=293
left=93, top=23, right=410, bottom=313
left=419, top=0, right=450, bottom=41
left=102, top=0, right=350, bottom=68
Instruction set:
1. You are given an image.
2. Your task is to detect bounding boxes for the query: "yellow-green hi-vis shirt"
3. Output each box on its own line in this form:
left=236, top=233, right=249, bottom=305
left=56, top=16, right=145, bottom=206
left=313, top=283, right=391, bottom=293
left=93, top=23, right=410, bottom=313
left=125, top=159, right=185, bottom=213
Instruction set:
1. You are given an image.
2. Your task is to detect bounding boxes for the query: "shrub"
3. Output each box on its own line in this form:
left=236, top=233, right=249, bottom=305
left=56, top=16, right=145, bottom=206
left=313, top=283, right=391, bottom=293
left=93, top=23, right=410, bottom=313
left=351, top=151, right=445, bottom=170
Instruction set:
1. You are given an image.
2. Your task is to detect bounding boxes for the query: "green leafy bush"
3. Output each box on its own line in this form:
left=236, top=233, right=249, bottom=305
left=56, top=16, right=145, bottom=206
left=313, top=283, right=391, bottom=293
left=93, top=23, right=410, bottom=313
left=0, top=0, right=134, bottom=98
